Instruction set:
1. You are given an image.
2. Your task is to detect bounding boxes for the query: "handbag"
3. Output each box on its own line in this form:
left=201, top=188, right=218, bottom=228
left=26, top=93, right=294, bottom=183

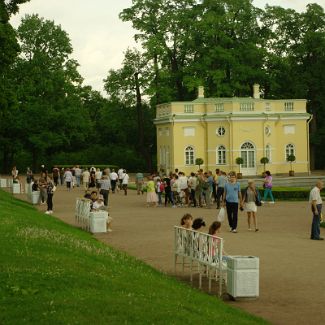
left=217, top=207, right=225, bottom=222
left=52, top=185, right=57, bottom=192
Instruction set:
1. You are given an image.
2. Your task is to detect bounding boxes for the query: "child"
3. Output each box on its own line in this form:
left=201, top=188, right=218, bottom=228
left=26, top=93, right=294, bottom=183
left=192, top=218, right=206, bottom=230
left=208, top=221, right=228, bottom=261
left=92, top=194, right=105, bottom=211
left=180, top=213, right=193, bottom=229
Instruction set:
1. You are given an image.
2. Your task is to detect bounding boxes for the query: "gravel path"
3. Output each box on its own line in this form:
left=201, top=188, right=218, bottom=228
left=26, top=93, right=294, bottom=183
left=14, top=184, right=325, bottom=325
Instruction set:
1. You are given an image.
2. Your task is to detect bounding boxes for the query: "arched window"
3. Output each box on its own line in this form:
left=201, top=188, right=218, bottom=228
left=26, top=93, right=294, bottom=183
left=185, top=146, right=194, bottom=165
left=286, top=144, right=295, bottom=160
left=266, top=144, right=271, bottom=163
left=241, top=142, right=255, bottom=168
left=217, top=145, right=226, bottom=165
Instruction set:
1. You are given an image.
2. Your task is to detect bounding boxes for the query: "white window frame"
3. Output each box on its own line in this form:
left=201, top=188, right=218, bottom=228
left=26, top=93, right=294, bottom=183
left=217, top=145, right=226, bottom=165
left=185, top=146, right=195, bottom=165
left=285, top=143, right=295, bottom=160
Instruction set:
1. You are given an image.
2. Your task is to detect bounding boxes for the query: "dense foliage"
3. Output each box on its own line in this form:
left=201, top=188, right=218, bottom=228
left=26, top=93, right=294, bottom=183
left=1, top=1, right=325, bottom=172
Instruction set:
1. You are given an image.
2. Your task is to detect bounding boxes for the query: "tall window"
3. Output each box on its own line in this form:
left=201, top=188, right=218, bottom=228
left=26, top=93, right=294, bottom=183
left=185, top=146, right=194, bottom=165
left=265, top=144, right=271, bottom=163
left=217, top=145, right=226, bottom=165
left=241, top=142, right=255, bottom=168
left=286, top=144, right=295, bottom=160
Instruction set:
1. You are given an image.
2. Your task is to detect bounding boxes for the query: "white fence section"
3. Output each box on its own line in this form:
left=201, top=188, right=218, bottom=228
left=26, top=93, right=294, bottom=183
left=75, top=198, right=109, bottom=233
left=174, top=226, right=227, bottom=297
left=75, top=198, right=92, bottom=231
left=0, top=179, right=7, bottom=188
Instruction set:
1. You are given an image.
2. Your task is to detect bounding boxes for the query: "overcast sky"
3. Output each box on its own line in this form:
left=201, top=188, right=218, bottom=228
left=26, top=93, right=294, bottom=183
left=10, top=0, right=325, bottom=94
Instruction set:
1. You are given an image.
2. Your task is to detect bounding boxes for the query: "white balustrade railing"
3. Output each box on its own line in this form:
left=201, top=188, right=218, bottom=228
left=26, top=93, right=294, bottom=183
left=75, top=198, right=92, bottom=231
left=174, top=226, right=227, bottom=297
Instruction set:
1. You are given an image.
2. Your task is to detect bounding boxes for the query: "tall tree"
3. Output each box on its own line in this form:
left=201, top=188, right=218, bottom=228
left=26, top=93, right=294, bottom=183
left=11, top=14, right=90, bottom=170
left=0, top=0, right=30, bottom=171
left=104, top=48, right=155, bottom=171
left=120, top=0, right=197, bottom=102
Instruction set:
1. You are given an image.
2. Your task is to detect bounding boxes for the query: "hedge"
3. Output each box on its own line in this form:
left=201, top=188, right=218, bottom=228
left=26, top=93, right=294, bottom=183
left=241, top=187, right=325, bottom=201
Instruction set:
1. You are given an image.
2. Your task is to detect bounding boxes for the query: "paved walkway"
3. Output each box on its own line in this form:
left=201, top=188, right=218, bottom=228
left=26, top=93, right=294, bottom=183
left=12, top=184, right=325, bottom=325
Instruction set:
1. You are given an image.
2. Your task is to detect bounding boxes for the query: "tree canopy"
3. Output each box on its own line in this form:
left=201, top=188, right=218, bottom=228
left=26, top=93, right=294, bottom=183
left=1, top=1, right=325, bottom=172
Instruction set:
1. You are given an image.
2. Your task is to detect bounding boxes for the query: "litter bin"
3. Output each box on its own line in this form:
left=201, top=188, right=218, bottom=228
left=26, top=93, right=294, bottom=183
left=31, top=191, right=40, bottom=204
left=89, top=211, right=108, bottom=233
left=227, top=256, right=259, bottom=299
left=12, top=183, right=21, bottom=194
left=0, top=179, right=7, bottom=188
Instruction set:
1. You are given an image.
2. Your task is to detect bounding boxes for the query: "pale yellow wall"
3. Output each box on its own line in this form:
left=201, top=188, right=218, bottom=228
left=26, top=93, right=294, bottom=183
left=155, top=98, right=310, bottom=175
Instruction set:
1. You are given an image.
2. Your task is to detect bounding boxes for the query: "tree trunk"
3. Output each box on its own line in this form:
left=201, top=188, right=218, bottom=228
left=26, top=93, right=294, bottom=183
left=134, top=72, right=152, bottom=171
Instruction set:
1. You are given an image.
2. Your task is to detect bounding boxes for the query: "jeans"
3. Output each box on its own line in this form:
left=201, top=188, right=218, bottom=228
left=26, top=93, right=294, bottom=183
left=263, top=187, right=274, bottom=202
left=157, top=192, right=162, bottom=205
left=216, top=187, right=224, bottom=208
left=164, top=190, right=174, bottom=206
left=75, top=175, right=81, bottom=187
left=47, top=193, right=53, bottom=211
left=100, top=189, right=109, bottom=207
left=311, top=204, right=322, bottom=239
left=226, top=201, right=239, bottom=230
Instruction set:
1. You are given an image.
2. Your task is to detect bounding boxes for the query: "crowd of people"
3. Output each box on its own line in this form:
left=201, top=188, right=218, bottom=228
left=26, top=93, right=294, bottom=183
left=8, top=164, right=323, bottom=240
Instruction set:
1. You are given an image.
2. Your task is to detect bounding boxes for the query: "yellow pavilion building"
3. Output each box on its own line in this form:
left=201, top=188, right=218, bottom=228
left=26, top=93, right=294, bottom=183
left=154, top=85, right=312, bottom=176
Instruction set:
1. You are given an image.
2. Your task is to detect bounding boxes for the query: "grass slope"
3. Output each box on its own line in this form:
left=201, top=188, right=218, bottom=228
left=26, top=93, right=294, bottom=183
left=0, top=190, right=268, bottom=324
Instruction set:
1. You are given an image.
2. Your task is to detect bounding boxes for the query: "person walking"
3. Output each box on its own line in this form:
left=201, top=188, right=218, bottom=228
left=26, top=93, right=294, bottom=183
left=262, top=170, right=274, bottom=204
left=216, top=171, right=227, bottom=209
left=223, top=171, right=243, bottom=233
left=99, top=173, right=111, bottom=207
left=135, top=172, right=144, bottom=195
left=309, top=180, right=324, bottom=240
left=64, top=168, right=73, bottom=191
left=52, top=166, right=59, bottom=186
left=242, top=180, right=260, bottom=231
left=110, top=169, right=118, bottom=193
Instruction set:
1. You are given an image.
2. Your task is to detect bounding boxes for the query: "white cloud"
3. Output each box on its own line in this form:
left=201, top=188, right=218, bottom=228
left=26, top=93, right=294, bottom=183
left=10, top=0, right=325, bottom=93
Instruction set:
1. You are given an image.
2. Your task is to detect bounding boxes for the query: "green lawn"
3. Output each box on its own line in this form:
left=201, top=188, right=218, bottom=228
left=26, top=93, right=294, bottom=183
left=0, top=190, right=268, bottom=324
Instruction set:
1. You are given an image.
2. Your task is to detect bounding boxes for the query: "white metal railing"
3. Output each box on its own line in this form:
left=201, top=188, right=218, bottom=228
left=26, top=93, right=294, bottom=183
left=75, top=198, right=92, bottom=231
left=174, top=226, right=227, bottom=297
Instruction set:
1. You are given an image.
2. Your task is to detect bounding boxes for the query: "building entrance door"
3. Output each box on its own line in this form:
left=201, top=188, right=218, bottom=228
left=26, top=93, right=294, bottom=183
left=240, top=142, right=256, bottom=175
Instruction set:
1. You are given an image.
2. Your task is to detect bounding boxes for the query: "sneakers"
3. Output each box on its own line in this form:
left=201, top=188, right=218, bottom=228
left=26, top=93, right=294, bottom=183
left=232, top=229, right=237, bottom=233
left=45, top=210, right=53, bottom=214
left=261, top=201, right=265, bottom=204
left=107, top=228, right=113, bottom=232
left=269, top=201, right=275, bottom=204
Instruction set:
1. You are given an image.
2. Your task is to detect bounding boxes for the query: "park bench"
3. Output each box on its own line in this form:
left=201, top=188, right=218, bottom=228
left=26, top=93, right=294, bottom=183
left=174, top=226, right=227, bottom=297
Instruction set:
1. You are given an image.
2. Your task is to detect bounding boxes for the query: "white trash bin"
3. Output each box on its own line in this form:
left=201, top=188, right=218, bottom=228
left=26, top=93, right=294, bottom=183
left=227, top=256, right=259, bottom=299
left=31, top=191, right=40, bottom=204
left=89, top=211, right=108, bottom=233
left=0, top=179, right=7, bottom=188
left=12, top=183, right=21, bottom=194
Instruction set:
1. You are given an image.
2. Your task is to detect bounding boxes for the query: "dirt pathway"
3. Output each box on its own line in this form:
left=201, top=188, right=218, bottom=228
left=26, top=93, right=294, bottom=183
left=14, top=185, right=325, bottom=325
